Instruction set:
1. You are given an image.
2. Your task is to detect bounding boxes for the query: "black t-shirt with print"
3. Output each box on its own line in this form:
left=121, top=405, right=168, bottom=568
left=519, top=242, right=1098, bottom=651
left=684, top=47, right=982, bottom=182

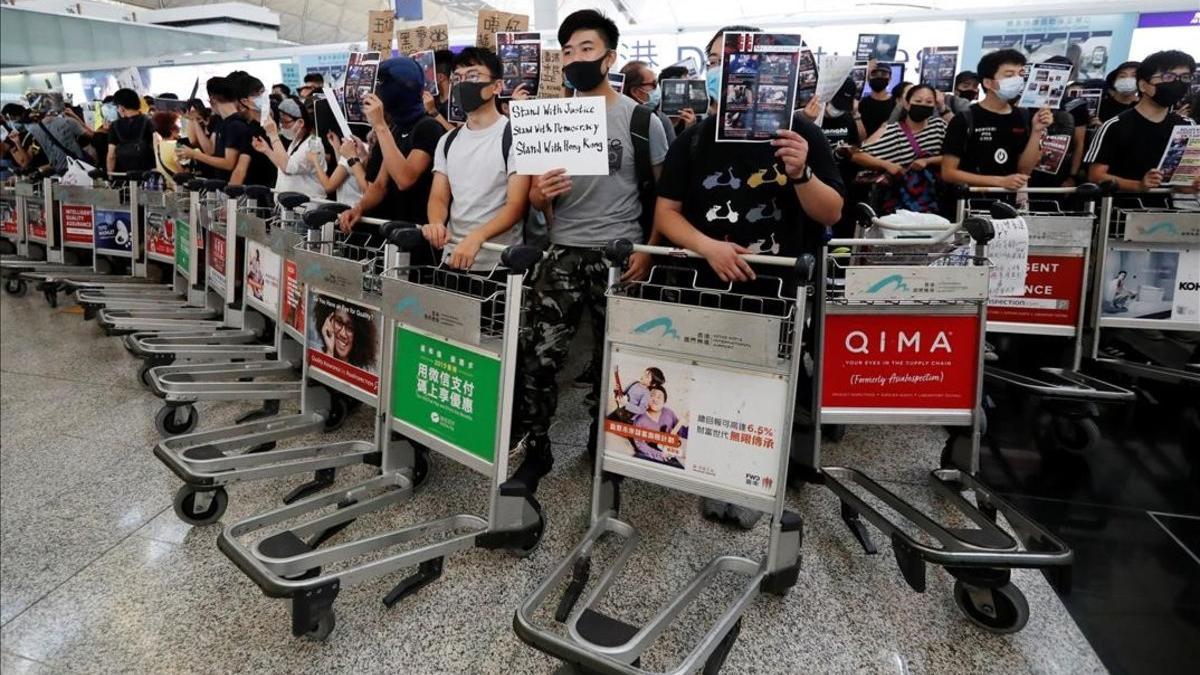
left=1085, top=108, right=1192, bottom=181
left=657, top=112, right=844, bottom=259
left=943, top=103, right=1032, bottom=177
left=820, top=112, right=861, bottom=148
left=364, top=115, right=444, bottom=223
left=223, top=117, right=277, bottom=188
left=859, top=96, right=896, bottom=138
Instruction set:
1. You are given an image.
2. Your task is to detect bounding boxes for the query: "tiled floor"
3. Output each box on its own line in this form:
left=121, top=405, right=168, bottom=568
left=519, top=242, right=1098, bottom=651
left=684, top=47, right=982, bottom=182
left=0, top=288, right=1113, bottom=673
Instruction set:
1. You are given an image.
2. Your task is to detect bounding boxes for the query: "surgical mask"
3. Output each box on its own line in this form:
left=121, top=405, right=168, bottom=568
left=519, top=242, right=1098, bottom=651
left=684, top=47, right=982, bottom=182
left=1113, top=77, right=1137, bottom=95
left=706, top=68, right=721, bottom=101
left=995, top=75, right=1025, bottom=100
left=279, top=124, right=295, bottom=142
left=453, top=81, right=491, bottom=114
left=907, top=104, right=935, bottom=122
left=868, top=77, right=889, bottom=93
left=101, top=103, right=118, bottom=123
left=647, top=87, right=661, bottom=109
left=1150, top=80, right=1188, bottom=108
left=563, top=56, right=608, bottom=93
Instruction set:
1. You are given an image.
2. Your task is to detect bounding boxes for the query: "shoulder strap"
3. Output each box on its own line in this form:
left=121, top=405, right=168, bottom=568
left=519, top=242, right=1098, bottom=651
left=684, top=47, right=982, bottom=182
left=631, top=104, right=653, bottom=188
left=502, top=120, right=512, bottom=172
left=897, top=121, right=926, bottom=158
left=441, top=126, right=462, bottom=162
left=37, top=121, right=81, bottom=161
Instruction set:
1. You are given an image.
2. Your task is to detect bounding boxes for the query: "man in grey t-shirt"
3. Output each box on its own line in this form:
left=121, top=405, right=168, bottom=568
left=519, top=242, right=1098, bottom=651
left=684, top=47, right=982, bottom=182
left=510, top=9, right=668, bottom=494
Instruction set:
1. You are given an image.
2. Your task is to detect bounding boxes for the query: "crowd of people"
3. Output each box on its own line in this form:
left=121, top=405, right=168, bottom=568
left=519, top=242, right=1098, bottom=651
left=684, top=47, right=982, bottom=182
left=2, top=10, right=1198, bottom=508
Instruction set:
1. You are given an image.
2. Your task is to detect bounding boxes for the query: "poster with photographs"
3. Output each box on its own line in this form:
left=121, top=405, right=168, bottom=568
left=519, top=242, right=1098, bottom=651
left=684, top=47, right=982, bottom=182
left=1018, top=61, right=1071, bottom=109
left=660, top=79, right=708, bottom=116
left=306, top=290, right=383, bottom=396
left=412, top=50, right=438, bottom=97
left=497, top=32, right=541, bottom=98
left=856, top=33, right=900, bottom=62
left=1100, top=247, right=1200, bottom=323
left=603, top=347, right=788, bottom=497
left=715, top=32, right=803, bottom=143
left=342, top=51, right=382, bottom=125
left=1080, top=88, right=1103, bottom=117
left=1035, top=134, right=1071, bottom=175
left=849, top=63, right=868, bottom=97
left=447, top=83, right=466, bottom=123
left=244, top=240, right=281, bottom=316
left=919, top=47, right=959, bottom=92
left=1156, top=125, right=1200, bottom=187
left=794, top=48, right=818, bottom=108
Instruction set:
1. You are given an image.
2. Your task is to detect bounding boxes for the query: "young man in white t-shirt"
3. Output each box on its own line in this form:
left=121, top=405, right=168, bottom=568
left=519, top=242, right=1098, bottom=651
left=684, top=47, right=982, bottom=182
left=421, top=47, right=530, bottom=270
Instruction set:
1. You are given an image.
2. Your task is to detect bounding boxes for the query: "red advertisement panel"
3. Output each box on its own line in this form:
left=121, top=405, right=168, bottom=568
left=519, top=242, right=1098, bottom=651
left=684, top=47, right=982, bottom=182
left=307, top=349, right=380, bottom=396
left=145, top=211, right=175, bottom=259
left=987, top=254, right=1085, bottom=327
left=27, top=205, right=47, bottom=240
left=208, top=231, right=226, bottom=272
left=1, top=201, right=17, bottom=236
left=821, top=313, right=981, bottom=410
left=61, top=203, right=94, bottom=245
left=282, top=260, right=305, bottom=334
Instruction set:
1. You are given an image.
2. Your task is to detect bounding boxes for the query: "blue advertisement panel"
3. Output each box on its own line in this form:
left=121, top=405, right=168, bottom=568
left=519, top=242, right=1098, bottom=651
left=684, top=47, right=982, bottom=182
left=95, top=209, right=133, bottom=254
left=963, top=14, right=1137, bottom=81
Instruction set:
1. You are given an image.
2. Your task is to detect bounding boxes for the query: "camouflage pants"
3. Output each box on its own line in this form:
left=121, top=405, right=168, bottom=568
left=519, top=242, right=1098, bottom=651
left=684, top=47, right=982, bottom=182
left=515, top=245, right=609, bottom=441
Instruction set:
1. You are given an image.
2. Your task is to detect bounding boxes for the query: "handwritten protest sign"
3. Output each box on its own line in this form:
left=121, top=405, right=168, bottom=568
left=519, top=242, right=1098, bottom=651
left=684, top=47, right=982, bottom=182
left=510, top=97, right=608, bottom=176
left=367, top=11, right=395, bottom=53
left=476, top=9, right=529, bottom=51
left=538, top=49, right=563, bottom=99
left=396, top=23, right=449, bottom=54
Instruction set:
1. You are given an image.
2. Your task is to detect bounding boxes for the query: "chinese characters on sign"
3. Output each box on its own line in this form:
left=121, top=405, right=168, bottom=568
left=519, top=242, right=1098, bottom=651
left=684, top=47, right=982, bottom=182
left=538, top=49, right=563, bottom=99
left=396, top=23, right=449, bottom=54
left=475, top=10, right=529, bottom=51
left=367, top=10, right=395, bottom=54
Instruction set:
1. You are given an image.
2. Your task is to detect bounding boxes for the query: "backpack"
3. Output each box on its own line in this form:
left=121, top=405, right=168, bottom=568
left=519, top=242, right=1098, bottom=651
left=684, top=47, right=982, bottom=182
left=630, top=104, right=656, bottom=236
left=113, top=116, right=151, bottom=171
left=441, top=118, right=513, bottom=170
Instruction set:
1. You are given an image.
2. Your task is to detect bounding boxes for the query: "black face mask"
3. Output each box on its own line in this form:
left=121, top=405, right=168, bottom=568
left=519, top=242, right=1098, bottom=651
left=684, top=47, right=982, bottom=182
left=564, top=56, right=608, bottom=92
left=957, top=88, right=978, bottom=101
left=1150, top=80, right=1189, bottom=108
left=868, top=77, right=890, bottom=93
left=454, top=81, right=492, bottom=114
left=907, top=104, right=934, bottom=122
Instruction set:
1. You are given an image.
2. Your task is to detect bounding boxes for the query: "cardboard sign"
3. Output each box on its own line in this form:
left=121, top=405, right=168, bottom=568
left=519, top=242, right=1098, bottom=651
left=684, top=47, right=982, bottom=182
left=497, top=32, right=541, bottom=98
left=476, top=10, right=529, bottom=51
left=660, top=79, right=708, bottom=116
left=538, top=49, right=563, bottom=99
left=509, top=97, right=609, bottom=176
left=856, top=33, right=900, bottom=62
left=988, top=254, right=1085, bottom=327
left=61, top=203, right=94, bottom=245
left=367, top=10, right=395, bottom=54
left=821, top=313, right=981, bottom=410
left=396, top=23, right=449, bottom=54
left=1157, top=125, right=1200, bottom=187
left=715, top=32, right=803, bottom=142
left=342, top=52, right=381, bottom=125
left=1018, top=62, right=1071, bottom=109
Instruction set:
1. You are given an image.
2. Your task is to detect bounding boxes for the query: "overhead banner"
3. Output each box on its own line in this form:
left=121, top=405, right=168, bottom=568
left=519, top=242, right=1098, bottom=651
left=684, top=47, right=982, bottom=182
left=963, top=14, right=1136, bottom=81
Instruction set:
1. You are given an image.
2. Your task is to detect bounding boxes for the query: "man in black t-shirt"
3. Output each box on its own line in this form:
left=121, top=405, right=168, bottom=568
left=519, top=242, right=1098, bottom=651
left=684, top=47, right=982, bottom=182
left=106, top=88, right=155, bottom=175
left=819, top=79, right=863, bottom=150
left=942, top=49, right=1052, bottom=190
left=1085, top=50, right=1198, bottom=193
left=859, top=61, right=896, bottom=138
left=177, top=77, right=241, bottom=181
left=222, top=71, right=278, bottom=188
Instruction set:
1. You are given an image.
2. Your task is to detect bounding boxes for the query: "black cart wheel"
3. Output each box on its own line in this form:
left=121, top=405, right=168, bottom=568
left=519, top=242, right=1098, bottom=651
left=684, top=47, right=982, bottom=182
left=155, top=404, right=198, bottom=436
left=300, top=611, right=336, bottom=642
left=4, top=278, right=27, bottom=297
left=137, top=360, right=166, bottom=389
left=322, top=394, right=350, bottom=432
left=509, top=496, right=545, bottom=558
left=954, top=580, right=1029, bottom=634
left=42, top=284, right=58, bottom=307
left=412, top=445, right=431, bottom=488
left=172, top=485, right=228, bottom=526
left=1050, top=415, right=1100, bottom=454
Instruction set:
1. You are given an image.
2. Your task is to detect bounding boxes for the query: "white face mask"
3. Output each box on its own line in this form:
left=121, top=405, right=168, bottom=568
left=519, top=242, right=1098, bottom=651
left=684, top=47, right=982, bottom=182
left=826, top=104, right=845, bottom=118
left=1113, top=77, right=1137, bottom=95
left=995, top=75, right=1025, bottom=100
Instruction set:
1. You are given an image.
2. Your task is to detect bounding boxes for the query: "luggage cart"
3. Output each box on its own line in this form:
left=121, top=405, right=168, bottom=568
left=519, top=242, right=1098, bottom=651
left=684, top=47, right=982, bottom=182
left=800, top=211, right=1073, bottom=634
left=154, top=212, right=397, bottom=526
left=146, top=191, right=316, bottom=436
left=2, top=172, right=89, bottom=296
left=0, top=179, right=20, bottom=258
left=955, top=186, right=1134, bottom=454
left=515, top=241, right=810, bottom=674
left=1086, top=189, right=1200, bottom=424
left=216, top=227, right=546, bottom=641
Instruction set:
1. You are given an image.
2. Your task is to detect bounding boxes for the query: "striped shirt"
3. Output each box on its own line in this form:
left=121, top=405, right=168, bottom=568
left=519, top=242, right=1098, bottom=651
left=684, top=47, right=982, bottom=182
left=861, top=118, right=947, bottom=165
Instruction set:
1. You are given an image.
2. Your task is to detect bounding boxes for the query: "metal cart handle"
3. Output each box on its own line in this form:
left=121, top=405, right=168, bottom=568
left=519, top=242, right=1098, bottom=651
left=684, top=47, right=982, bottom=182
left=383, top=222, right=544, bottom=274
left=838, top=205, right=995, bottom=247
left=604, top=239, right=816, bottom=281
left=959, top=183, right=1102, bottom=198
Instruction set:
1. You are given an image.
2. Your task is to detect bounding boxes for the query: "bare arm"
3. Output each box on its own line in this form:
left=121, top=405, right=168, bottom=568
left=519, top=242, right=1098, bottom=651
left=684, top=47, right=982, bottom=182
left=229, top=153, right=250, bottom=186
left=1087, top=163, right=1145, bottom=192
left=1070, top=126, right=1086, bottom=179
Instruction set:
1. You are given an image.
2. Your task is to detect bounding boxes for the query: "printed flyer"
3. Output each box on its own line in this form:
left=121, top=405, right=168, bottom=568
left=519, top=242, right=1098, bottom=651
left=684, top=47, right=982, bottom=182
left=306, top=290, right=382, bottom=395
left=1035, top=134, right=1071, bottom=175
left=603, top=348, right=788, bottom=497
left=794, top=48, right=818, bottom=108
left=94, top=209, right=133, bottom=254
left=245, top=240, right=281, bottom=315
left=497, top=32, right=541, bottom=98
left=856, top=33, right=900, bottom=62
left=412, top=50, right=439, bottom=96
left=919, top=47, right=959, bottom=92
left=1156, top=125, right=1200, bottom=187
left=1017, top=61, right=1071, bottom=109
left=715, top=32, right=803, bottom=142
left=342, top=51, right=381, bottom=125
left=61, top=203, right=94, bottom=245
left=144, top=208, right=174, bottom=260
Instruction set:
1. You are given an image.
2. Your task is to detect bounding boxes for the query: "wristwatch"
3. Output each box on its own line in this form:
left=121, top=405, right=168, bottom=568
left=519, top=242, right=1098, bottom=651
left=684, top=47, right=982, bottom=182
left=795, top=165, right=813, bottom=184
left=346, top=157, right=360, bottom=168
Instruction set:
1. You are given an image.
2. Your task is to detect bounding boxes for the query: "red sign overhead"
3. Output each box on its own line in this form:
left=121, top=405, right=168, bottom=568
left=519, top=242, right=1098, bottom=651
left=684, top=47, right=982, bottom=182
left=987, top=254, right=1085, bottom=327
left=821, top=313, right=981, bottom=410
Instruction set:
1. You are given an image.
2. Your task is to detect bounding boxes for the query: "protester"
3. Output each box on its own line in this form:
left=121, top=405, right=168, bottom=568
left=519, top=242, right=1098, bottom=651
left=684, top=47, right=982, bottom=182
left=419, top=47, right=529, bottom=271
left=271, top=83, right=291, bottom=97
left=620, top=60, right=677, bottom=144
left=177, top=77, right=240, bottom=181
left=1030, top=56, right=1091, bottom=188
left=1098, top=61, right=1140, bottom=122
left=107, top=87, right=156, bottom=174
left=151, top=111, right=183, bottom=186
left=222, top=71, right=278, bottom=187
left=859, top=61, right=896, bottom=137
left=311, top=133, right=370, bottom=205
left=251, top=97, right=326, bottom=199
left=2, top=102, right=86, bottom=174
left=852, top=83, right=946, bottom=212
left=819, top=78, right=864, bottom=149
left=508, top=9, right=670, bottom=494
left=297, top=72, right=324, bottom=99
left=943, top=71, right=980, bottom=118
left=1, top=108, right=51, bottom=173
left=941, top=49, right=1051, bottom=190
left=423, top=49, right=457, bottom=132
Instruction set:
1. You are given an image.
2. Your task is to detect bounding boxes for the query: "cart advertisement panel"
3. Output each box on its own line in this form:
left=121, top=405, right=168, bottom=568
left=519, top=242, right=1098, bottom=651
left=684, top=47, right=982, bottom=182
left=1121, top=211, right=1200, bottom=244
left=821, top=313, right=981, bottom=410
left=94, top=208, right=133, bottom=254
left=61, top=203, right=94, bottom=245
left=145, top=209, right=174, bottom=261
left=174, top=217, right=191, bottom=275
left=1, top=200, right=16, bottom=237
left=245, top=241, right=281, bottom=316
left=207, top=231, right=227, bottom=291
left=603, top=347, right=787, bottom=497
left=282, top=260, right=305, bottom=335
left=1100, top=247, right=1200, bottom=323
left=25, top=202, right=47, bottom=241
left=987, top=254, right=1085, bottom=326
left=391, top=326, right=501, bottom=463
left=306, top=290, right=381, bottom=396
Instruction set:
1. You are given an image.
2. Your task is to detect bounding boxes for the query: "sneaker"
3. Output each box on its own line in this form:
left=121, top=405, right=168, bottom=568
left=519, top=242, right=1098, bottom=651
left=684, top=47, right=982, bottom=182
left=509, top=435, right=554, bottom=495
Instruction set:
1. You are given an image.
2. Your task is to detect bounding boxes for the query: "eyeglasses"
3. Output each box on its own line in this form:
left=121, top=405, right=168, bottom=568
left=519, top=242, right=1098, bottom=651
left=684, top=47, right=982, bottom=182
left=1153, top=72, right=1194, bottom=84
left=450, top=72, right=492, bottom=85
left=331, top=316, right=353, bottom=334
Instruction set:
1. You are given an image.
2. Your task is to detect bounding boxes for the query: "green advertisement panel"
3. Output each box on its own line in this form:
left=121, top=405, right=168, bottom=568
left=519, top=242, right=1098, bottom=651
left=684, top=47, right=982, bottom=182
left=174, top=218, right=191, bottom=274
left=392, top=325, right=501, bottom=463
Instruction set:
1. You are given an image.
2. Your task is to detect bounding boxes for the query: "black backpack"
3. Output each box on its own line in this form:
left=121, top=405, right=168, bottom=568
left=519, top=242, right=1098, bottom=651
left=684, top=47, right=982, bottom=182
left=630, top=104, right=656, bottom=236
left=113, top=116, right=151, bottom=170
left=441, top=118, right=513, bottom=170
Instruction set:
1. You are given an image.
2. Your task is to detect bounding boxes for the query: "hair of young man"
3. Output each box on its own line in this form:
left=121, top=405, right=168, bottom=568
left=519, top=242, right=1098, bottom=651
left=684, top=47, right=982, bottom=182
left=227, top=71, right=265, bottom=101
left=452, top=47, right=503, bottom=81
left=658, top=65, right=689, bottom=81
left=890, top=81, right=912, bottom=99
left=205, top=76, right=232, bottom=104
left=303, top=72, right=324, bottom=85
left=977, top=49, right=1027, bottom=81
left=434, top=49, right=455, bottom=78
left=113, top=88, right=142, bottom=111
left=557, top=9, right=619, bottom=51
left=1136, top=50, right=1197, bottom=82
left=706, top=26, right=762, bottom=55
left=1, top=103, right=28, bottom=120
left=273, top=83, right=291, bottom=96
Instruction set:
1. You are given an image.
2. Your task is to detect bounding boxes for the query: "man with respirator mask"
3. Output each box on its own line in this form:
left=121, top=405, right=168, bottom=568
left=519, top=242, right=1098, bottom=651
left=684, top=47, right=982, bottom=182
left=419, top=47, right=530, bottom=271
left=1086, top=50, right=1199, bottom=197
left=510, top=9, right=670, bottom=495
left=942, top=49, right=1051, bottom=191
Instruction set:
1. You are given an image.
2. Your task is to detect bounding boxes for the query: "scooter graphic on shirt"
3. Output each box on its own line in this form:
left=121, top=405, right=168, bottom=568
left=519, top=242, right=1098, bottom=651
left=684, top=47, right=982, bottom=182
left=747, top=165, right=787, bottom=188
left=748, top=231, right=780, bottom=254
left=705, top=201, right=739, bottom=223
left=746, top=199, right=781, bottom=223
left=702, top=168, right=742, bottom=190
